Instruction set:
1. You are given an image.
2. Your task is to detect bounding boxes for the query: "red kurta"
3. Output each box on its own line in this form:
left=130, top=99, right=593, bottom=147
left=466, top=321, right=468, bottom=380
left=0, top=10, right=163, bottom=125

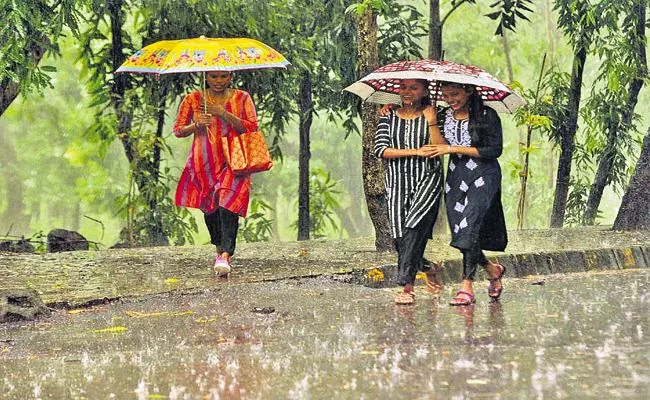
left=173, top=89, right=258, bottom=217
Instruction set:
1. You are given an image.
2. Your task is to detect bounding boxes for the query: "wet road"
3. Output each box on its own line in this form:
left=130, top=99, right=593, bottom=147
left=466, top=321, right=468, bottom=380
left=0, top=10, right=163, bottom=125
left=2, top=269, right=650, bottom=399
left=3, top=227, right=650, bottom=307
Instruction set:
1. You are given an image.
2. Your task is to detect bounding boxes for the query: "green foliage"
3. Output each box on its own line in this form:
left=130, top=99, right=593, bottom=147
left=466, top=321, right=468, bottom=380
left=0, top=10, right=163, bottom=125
left=0, top=0, right=82, bottom=97
left=238, top=198, right=274, bottom=243
left=115, top=166, right=197, bottom=246
left=346, top=0, right=390, bottom=15
left=485, top=0, right=534, bottom=35
left=291, top=168, right=342, bottom=239
left=577, top=1, right=646, bottom=194
left=564, top=176, right=602, bottom=225
left=0, top=36, right=129, bottom=242
left=527, top=68, right=572, bottom=145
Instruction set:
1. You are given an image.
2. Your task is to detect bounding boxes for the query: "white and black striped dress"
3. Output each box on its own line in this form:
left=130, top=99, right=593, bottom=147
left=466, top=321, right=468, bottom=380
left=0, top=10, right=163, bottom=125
left=374, top=110, right=443, bottom=238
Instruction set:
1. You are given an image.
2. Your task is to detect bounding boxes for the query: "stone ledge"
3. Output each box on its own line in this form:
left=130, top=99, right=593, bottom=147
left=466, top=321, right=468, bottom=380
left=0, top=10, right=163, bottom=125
left=359, top=245, right=650, bottom=288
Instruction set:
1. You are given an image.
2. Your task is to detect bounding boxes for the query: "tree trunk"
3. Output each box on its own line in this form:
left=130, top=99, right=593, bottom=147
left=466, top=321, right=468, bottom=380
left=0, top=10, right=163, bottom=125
left=613, top=127, right=650, bottom=230
left=428, top=0, right=442, bottom=60
left=297, top=72, right=313, bottom=241
left=108, top=0, right=135, bottom=163
left=501, top=32, right=514, bottom=83
left=0, top=80, right=20, bottom=119
left=427, top=0, right=449, bottom=237
left=550, top=46, right=587, bottom=228
left=584, top=1, right=646, bottom=225
left=146, top=92, right=168, bottom=245
left=108, top=0, right=168, bottom=245
left=357, top=7, right=392, bottom=251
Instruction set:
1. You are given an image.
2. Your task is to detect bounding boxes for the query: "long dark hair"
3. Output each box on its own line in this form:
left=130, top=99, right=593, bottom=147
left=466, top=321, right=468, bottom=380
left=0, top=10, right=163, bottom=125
left=440, top=82, right=487, bottom=143
left=415, top=79, right=433, bottom=108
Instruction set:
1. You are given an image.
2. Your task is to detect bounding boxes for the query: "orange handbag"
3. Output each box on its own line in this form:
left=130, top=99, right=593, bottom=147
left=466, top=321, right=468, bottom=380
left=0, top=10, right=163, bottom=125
left=222, top=131, right=273, bottom=175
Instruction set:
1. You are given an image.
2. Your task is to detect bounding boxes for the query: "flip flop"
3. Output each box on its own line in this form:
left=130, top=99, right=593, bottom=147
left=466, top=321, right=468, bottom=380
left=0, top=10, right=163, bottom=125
left=487, top=264, right=506, bottom=299
left=394, top=290, right=415, bottom=305
left=449, top=290, right=475, bottom=306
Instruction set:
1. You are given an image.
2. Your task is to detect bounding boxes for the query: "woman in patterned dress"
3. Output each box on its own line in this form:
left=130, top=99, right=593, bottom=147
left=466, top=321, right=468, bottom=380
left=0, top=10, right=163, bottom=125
left=429, top=82, right=507, bottom=306
left=173, top=71, right=258, bottom=277
left=374, top=79, right=446, bottom=304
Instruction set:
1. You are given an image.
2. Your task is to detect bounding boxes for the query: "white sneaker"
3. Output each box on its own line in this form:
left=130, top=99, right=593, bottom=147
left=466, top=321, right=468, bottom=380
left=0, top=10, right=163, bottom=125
left=213, top=255, right=231, bottom=277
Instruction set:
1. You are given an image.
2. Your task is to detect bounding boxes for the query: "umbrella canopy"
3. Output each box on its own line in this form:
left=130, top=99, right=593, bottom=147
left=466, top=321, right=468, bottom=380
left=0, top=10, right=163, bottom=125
left=344, top=59, right=524, bottom=113
left=115, top=36, right=290, bottom=74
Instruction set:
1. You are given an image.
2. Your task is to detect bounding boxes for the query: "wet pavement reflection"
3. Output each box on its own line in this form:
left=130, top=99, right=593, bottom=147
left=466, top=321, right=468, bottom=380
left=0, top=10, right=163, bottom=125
left=1, top=269, right=650, bottom=398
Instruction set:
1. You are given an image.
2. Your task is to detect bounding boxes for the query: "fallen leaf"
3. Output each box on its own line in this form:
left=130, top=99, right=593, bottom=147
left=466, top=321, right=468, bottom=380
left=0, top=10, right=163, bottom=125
left=163, top=278, right=180, bottom=285
left=195, top=316, right=219, bottom=323
left=126, top=311, right=168, bottom=318
left=92, top=326, right=128, bottom=334
left=125, top=310, right=194, bottom=318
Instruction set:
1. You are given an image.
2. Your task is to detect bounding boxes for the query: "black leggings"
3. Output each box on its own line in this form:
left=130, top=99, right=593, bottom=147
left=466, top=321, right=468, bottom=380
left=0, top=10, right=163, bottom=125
left=204, top=207, right=240, bottom=255
left=461, top=245, right=489, bottom=281
left=395, top=206, right=439, bottom=286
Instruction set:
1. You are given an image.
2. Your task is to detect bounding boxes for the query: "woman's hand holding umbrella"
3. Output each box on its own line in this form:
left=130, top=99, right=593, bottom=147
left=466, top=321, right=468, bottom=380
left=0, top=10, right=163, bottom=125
left=200, top=100, right=246, bottom=133
left=195, top=113, right=213, bottom=130
left=200, top=100, right=227, bottom=118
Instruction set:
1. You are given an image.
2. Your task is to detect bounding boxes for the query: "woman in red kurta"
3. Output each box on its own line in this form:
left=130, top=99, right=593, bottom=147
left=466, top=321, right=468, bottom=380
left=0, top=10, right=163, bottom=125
left=173, top=71, right=258, bottom=276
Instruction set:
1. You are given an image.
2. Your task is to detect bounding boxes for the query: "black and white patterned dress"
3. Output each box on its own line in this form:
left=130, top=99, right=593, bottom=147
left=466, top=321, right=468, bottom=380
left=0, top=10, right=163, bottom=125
left=442, top=107, right=507, bottom=251
left=374, top=110, right=443, bottom=238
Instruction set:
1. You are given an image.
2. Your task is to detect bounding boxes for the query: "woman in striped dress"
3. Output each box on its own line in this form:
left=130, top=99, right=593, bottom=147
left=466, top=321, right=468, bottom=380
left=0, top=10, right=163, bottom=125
left=429, top=82, right=507, bottom=306
left=374, top=79, right=445, bottom=304
left=173, top=71, right=258, bottom=277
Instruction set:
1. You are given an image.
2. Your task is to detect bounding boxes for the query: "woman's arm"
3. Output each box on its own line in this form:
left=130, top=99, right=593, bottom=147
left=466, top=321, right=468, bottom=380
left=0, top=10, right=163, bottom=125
left=173, top=94, right=199, bottom=138
left=381, top=146, right=438, bottom=158
left=473, top=109, right=503, bottom=159
left=429, top=144, right=480, bottom=158
left=423, top=105, right=445, bottom=145
left=429, top=108, right=501, bottom=158
left=374, top=114, right=438, bottom=159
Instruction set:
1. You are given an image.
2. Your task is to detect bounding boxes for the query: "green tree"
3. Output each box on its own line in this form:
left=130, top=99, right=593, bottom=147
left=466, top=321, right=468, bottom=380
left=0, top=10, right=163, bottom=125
left=549, top=0, right=599, bottom=227
left=581, top=0, right=647, bottom=225
left=0, top=0, right=82, bottom=116
left=78, top=0, right=296, bottom=245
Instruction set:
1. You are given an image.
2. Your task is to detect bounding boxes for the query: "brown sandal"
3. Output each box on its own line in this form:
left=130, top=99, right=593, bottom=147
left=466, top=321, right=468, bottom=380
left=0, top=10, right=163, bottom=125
left=424, top=261, right=444, bottom=294
left=449, top=290, right=476, bottom=306
left=394, top=290, right=415, bottom=305
left=487, top=264, right=506, bottom=299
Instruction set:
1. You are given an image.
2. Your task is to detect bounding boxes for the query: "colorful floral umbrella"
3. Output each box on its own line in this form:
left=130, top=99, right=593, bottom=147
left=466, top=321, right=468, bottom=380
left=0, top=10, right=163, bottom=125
left=344, top=59, right=524, bottom=113
left=115, top=36, right=290, bottom=74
